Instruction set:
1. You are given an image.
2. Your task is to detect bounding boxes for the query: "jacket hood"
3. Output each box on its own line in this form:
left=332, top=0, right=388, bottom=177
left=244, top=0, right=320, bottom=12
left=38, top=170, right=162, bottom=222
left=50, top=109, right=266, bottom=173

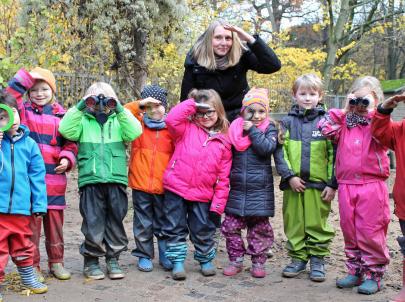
left=4, top=124, right=30, bottom=141
left=288, top=103, right=326, bottom=121
left=184, top=51, right=196, bottom=68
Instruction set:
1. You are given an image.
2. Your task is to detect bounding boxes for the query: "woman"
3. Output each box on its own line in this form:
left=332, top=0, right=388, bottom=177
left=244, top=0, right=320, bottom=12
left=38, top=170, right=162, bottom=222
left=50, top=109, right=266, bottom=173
left=180, top=19, right=281, bottom=122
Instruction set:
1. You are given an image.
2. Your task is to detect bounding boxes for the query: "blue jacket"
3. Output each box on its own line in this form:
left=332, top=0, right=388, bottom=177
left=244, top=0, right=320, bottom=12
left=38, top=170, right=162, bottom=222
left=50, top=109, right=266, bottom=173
left=226, top=123, right=279, bottom=217
left=0, top=125, right=47, bottom=215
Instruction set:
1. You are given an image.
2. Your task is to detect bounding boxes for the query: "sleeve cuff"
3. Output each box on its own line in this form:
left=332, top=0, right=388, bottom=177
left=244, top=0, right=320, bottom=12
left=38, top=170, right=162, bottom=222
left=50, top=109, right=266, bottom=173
left=377, top=104, right=393, bottom=115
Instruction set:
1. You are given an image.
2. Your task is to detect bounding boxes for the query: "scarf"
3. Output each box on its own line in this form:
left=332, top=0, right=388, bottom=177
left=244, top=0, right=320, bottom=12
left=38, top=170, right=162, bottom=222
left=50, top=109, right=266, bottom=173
left=228, top=117, right=270, bottom=151
left=346, top=112, right=370, bottom=128
left=215, top=55, right=229, bottom=70
left=143, top=114, right=166, bottom=130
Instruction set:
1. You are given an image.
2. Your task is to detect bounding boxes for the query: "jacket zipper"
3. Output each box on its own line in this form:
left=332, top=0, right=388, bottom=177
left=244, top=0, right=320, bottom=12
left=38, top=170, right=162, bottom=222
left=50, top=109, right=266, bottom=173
left=101, top=124, right=105, bottom=178
left=149, top=130, right=159, bottom=192
left=375, top=151, right=383, bottom=174
left=8, top=143, right=15, bottom=213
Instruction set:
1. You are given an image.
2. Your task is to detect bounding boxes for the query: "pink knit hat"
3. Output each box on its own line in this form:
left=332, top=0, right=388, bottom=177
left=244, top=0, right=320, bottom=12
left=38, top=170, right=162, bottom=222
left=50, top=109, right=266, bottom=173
left=241, top=87, right=269, bottom=112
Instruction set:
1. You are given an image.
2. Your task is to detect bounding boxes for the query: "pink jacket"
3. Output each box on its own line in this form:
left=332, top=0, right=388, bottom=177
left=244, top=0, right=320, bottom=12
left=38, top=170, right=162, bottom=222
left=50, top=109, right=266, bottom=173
left=163, top=99, right=232, bottom=215
left=318, top=109, right=389, bottom=184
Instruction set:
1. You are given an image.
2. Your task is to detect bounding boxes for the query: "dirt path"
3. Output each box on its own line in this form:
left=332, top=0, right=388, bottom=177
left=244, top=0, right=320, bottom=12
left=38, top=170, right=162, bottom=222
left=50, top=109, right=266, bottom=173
left=2, top=172, right=403, bottom=302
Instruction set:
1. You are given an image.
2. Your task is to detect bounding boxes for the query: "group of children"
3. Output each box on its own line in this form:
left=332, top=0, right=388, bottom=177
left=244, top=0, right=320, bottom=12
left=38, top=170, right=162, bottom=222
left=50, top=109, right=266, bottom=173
left=1, top=66, right=405, bottom=302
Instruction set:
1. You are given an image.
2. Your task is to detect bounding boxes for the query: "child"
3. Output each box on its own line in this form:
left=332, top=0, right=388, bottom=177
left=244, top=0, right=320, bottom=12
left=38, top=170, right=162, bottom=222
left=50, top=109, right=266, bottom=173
left=275, top=74, right=336, bottom=282
left=124, top=85, right=174, bottom=272
left=6, top=68, right=78, bottom=281
left=162, top=89, right=232, bottom=280
left=319, top=76, right=390, bottom=295
left=0, top=90, right=48, bottom=301
left=221, top=88, right=277, bottom=278
left=371, top=90, right=405, bottom=301
left=59, top=82, right=142, bottom=280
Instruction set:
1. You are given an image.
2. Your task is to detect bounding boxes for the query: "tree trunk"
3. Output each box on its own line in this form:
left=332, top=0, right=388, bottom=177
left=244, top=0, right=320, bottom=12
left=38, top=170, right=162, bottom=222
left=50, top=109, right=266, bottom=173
left=322, top=0, right=352, bottom=92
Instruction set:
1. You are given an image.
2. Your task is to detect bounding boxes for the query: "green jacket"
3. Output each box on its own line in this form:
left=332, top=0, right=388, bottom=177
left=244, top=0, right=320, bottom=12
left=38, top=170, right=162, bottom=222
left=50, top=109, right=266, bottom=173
left=59, top=103, right=142, bottom=188
left=274, top=104, right=337, bottom=191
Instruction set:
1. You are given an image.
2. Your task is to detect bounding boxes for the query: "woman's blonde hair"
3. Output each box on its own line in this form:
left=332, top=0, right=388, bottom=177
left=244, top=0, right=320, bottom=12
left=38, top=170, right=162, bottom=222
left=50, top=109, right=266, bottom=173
left=85, top=82, right=119, bottom=101
left=188, top=88, right=229, bottom=133
left=292, top=74, right=324, bottom=98
left=349, top=76, right=384, bottom=103
left=191, top=19, right=246, bottom=71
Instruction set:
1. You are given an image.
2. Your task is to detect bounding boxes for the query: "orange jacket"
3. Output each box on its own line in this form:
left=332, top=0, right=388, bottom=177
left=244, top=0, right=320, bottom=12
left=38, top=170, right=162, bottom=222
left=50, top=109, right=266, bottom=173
left=125, top=101, right=174, bottom=194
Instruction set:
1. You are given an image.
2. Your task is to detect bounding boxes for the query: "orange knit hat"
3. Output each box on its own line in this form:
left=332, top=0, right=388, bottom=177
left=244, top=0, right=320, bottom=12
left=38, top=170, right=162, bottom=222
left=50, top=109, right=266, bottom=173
left=241, top=87, right=269, bottom=112
left=29, top=67, right=56, bottom=92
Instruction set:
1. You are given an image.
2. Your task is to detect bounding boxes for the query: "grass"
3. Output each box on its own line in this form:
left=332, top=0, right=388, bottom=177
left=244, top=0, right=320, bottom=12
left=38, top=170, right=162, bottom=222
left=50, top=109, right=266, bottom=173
left=381, top=79, right=405, bottom=92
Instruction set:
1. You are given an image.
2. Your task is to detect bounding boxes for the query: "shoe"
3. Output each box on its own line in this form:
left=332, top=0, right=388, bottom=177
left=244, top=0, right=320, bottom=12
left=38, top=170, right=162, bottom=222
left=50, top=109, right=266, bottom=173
left=137, top=257, right=153, bottom=272
left=336, top=274, right=362, bottom=288
left=172, top=262, right=186, bottom=280
left=50, top=263, right=71, bottom=280
left=200, top=261, right=216, bottom=277
left=309, top=256, right=325, bottom=282
left=35, top=267, right=45, bottom=283
left=158, top=240, right=173, bottom=270
left=17, top=266, right=48, bottom=294
left=106, top=258, right=125, bottom=279
left=223, top=261, right=243, bottom=276
left=251, top=263, right=266, bottom=278
left=282, top=259, right=307, bottom=277
left=358, top=278, right=381, bottom=295
left=83, top=258, right=105, bottom=280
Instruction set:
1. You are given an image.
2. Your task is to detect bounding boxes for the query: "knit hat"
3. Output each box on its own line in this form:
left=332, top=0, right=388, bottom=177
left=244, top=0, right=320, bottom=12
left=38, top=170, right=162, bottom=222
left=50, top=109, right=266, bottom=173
left=141, top=85, right=168, bottom=108
left=241, top=87, right=269, bottom=112
left=29, top=67, right=57, bottom=93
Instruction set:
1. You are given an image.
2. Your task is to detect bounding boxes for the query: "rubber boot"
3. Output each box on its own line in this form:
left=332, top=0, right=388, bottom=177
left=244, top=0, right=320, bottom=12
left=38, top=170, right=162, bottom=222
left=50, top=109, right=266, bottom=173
left=172, top=262, right=186, bottom=280
left=200, top=261, right=216, bottom=277
left=392, top=259, right=405, bottom=302
left=50, top=263, right=71, bottom=280
left=17, top=266, right=48, bottom=294
left=158, top=240, right=173, bottom=270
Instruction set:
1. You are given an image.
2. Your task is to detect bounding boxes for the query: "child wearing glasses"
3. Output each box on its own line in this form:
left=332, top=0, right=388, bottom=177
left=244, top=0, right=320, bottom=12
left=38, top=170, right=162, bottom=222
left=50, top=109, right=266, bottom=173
left=161, top=89, right=232, bottom=280
left=319, top=76, right=390, bottom=295
left=59, top=82, right=142, bottom=281
left=124, top=85, right=174, bottom=272
left=221, top=88, right=279, bottom=278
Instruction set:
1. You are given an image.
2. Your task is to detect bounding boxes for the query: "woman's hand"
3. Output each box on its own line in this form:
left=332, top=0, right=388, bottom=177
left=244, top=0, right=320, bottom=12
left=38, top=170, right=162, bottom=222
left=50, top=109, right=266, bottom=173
left=223, top=24, right=255, bottom=43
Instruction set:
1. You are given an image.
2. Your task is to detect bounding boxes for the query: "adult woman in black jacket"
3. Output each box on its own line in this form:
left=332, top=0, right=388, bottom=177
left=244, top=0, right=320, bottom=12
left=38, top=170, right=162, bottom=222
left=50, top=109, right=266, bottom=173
left=180, top=19, right=281, bottom=122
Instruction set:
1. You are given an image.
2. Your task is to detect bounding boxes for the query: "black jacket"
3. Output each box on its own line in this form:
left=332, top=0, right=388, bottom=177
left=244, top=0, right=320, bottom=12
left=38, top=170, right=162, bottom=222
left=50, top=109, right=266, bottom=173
left=180, top=36, right=281, bottom=120
left=226, top=123, right=278, bottom=217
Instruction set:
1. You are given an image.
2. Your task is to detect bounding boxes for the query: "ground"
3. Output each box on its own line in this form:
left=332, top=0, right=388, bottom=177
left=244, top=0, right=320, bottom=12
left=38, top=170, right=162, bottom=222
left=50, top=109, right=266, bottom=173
left=2, top=171, right=404, bottom=302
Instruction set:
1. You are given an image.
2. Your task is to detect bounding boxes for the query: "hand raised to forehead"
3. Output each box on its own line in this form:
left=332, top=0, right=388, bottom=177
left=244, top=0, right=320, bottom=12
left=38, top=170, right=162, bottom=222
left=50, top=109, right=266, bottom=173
left=222, top=24, right=255, bottom=43
left=381, top=93, right=405, bottom=110
left=140, top=97, right=162, bottom=106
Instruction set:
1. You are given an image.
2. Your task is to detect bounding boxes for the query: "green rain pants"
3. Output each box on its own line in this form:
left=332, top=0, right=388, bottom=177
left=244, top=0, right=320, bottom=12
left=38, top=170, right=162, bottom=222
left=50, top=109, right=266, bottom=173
left=283, top=188, right=334, bottom=261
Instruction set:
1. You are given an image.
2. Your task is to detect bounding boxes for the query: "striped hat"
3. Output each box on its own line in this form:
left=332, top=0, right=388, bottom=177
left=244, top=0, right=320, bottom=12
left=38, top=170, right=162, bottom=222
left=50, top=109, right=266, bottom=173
left=241, top=87, right=269, bottom=112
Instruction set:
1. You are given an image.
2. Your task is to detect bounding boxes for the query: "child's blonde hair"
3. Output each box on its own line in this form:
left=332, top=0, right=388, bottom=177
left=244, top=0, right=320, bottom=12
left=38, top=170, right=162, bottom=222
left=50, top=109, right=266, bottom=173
left=85, top=82, right=119, bottom=101
left=191, top=19, right=246, bottom=71
left=292, top=74, right=324, bottom=98
left=349, top=76, right=384, bottom=103
left=188, top=88, right=229, bottom=133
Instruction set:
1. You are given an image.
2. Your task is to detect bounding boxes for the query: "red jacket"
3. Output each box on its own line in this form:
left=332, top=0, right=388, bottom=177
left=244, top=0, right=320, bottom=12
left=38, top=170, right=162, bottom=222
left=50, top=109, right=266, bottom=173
left=372, top=109, right=405, bottom=219
left=125, top=101, right=174, bottom=194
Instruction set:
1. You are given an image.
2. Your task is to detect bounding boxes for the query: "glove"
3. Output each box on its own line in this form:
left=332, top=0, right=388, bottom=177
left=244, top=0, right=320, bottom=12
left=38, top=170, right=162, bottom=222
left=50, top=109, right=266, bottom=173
left=14, top=68, right=35, bottom=90
left=33, top=212, right=46, bottom=217
left=115, top=101, right=124, bottom=113
left=76, top=99, right=86, bottom=111
left=209, top=211, right=222, bottom=228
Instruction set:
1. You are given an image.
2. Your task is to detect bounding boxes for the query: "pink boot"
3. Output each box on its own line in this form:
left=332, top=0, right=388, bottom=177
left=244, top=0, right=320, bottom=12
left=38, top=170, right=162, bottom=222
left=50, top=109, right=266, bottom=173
left=223, top=261, right=243, bottom=276
left=392, top=259, right=405, bottom=302
left=250, top=263, right=266, bottom=278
